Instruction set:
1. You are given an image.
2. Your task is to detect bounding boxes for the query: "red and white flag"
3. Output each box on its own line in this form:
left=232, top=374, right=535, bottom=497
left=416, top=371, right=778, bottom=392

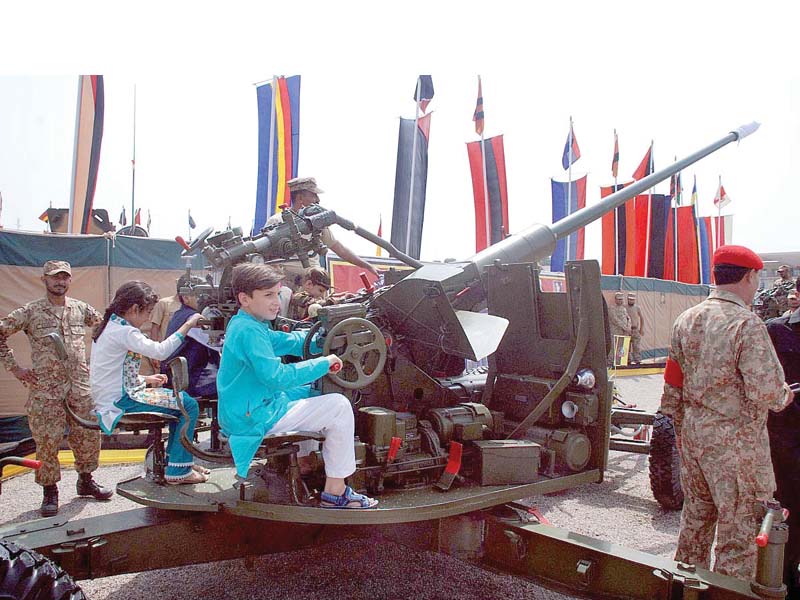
left=714, top=184, right=731, bottom=209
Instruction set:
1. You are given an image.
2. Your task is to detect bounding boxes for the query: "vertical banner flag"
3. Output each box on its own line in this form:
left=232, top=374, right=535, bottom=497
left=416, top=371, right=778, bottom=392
left=599, top=185, right=647, bottom=277
left=690, top=175, right=698, bottom=205
left=632, top=144, right=653, bottom=181
left=473, top=76, right=484, bottom=135
left=561, top=124, right=581, bottom=170
left=467, top=135, right=509, bottom=252
left=68, top=75, right=104, bottom=234
left=697, top=216, right=714, bottom=284
left=550, top=175, right=588, bottom=272
left=390, top=113, right=432, bottom=259
left=611, top=130, right=619, bottom=179
left=253, top=75, right=301, bottom=234
left=414, top=76, right=435, bottom=113
left=600, top=183, right=628, bottom=275
left=663, top=205, right=701, bottom=283
left=715, top=215, right=733, bottom=247
left=119, top=207, right=127, bottom=226
left=646, top=194, right=671, bottom=280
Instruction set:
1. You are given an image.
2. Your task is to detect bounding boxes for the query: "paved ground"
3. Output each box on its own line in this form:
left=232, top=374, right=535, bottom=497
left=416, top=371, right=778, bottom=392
left=0, top=373, right=674, bottom=600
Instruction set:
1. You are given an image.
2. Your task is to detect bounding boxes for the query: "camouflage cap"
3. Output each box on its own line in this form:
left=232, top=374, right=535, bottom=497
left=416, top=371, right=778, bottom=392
left=305, top=267, right=330, bottom=290
left=287, top=177, right=324, bottom=195
left=627, top=293, right=637, bottom=299
left=43, top=260, right=72, bottom=276
left=614, top=292, right=624, bottom=299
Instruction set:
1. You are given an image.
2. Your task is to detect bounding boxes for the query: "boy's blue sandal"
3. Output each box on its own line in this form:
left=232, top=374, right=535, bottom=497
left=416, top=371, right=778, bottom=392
left=320, top=485, right=378, bottom=509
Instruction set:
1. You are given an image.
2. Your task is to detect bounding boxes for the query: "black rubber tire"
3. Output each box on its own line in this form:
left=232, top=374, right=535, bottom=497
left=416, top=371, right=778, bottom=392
left=0, top=540, right=85, bottom=600
left=648, top=412, right=684, bottom=510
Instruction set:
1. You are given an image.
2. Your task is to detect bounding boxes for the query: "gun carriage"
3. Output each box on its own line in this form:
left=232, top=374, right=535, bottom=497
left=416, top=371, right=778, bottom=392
left=2, top=124, right=788, bottom=600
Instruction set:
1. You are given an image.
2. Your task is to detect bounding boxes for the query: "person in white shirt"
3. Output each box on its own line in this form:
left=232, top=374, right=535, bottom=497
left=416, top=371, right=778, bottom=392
left=90, top=280, right=209, bottom=485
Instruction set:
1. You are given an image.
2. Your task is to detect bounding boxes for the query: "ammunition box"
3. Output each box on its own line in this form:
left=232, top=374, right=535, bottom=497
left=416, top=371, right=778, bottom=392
left=358, top=406, right=396, bottom=447
left=473, top=439, right=541, bottom=486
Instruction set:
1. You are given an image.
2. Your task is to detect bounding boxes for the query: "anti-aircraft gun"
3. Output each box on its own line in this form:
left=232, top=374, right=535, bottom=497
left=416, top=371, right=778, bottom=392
left=4, top=123, right=788, bottom=600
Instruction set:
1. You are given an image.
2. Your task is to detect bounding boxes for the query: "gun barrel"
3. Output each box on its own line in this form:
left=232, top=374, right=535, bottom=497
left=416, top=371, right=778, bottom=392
left=471, top=124, right=757, bottom=267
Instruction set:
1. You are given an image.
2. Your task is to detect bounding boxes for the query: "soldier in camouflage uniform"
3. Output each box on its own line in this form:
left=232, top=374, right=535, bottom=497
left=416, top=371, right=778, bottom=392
left=607, top=292, right=631, bottom=365
left=0, top=260, right=113, bottom=516
left=659, top=245, right=794, bottom=580
left=288, top=267, right=353, bottom=321
left=625, top=292, right=645, bottom=364
left=771, top=265, right=796, bottom=316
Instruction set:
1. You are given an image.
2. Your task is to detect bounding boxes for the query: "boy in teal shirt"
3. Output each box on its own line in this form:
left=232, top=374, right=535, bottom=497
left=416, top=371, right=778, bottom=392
left=218, top=263, right=377, bottom=509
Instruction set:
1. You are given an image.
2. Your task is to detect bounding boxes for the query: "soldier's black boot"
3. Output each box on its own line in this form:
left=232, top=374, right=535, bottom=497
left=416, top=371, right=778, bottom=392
left=76, top=473, right=113, bottom=500
left=40, top=485, right=59, bottom=517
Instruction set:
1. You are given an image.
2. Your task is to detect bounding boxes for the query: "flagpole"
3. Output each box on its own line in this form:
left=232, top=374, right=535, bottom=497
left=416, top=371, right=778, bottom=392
left=566, top=116, right=573, bottom=263
left=613, top=129, right=619, bottom=276
left=266, top=76, right=278, bottom=218
left=716, top=174, right=722, bottom=250
left=405, top=77, right=421, bottom=256
left=673, top=155, right=678, bottom=281
left=130, top=85, right=136, bottom=233
left=480, top=126, right=490, bottom=249
left=643, top=141, right=653, bottom=277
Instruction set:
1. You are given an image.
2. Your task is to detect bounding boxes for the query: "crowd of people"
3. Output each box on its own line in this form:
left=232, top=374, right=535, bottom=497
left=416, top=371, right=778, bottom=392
left=2, top=197, right=799, bottom=591
left=0, top=176, right=379, bottom=516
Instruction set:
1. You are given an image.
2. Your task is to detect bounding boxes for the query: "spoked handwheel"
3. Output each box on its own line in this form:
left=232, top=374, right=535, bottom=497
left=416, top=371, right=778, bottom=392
left=322, top=317, right=387, bottom=389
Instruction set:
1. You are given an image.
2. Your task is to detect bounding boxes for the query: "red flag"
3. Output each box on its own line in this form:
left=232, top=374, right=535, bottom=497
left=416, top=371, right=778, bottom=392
left=611, top=131, right=619, bottom=179
left=632, top=144, right=653, bottom=180
left=134, top=208, right=141, bottom=225
left=39, top=209, right=49, bottom=223
left=473, top=76, right=484, bottom=135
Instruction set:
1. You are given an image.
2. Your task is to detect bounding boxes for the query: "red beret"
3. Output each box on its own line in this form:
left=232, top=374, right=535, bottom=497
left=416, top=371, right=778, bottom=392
left=712, top=245, right=763, bottom=270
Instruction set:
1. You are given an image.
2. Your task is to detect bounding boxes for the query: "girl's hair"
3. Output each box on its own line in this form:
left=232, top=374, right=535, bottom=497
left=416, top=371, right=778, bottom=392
left=231, top=263, right=284, bottom=304
left=93, top=281, right=159, bottom=341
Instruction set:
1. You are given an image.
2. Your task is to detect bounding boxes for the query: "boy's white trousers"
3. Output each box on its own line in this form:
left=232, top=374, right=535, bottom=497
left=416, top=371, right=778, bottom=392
left=267, top=393, right=355, bottom=478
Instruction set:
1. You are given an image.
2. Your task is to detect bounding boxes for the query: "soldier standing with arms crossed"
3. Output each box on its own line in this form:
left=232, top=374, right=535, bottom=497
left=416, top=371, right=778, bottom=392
left=659, top=245, right=794, bottom=580
left=0, top=260, right=113, bottom=516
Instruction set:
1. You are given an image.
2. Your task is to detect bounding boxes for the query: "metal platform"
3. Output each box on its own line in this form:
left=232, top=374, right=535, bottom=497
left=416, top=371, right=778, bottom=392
left=116, top=466, right=603, bottom=525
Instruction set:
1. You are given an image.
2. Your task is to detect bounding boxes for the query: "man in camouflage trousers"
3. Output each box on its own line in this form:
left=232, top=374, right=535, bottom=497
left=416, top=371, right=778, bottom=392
left=0, top=260, right=113, bottom=516
left=625, top=292, right=645, bottom=364
left=659, top=245, right=794, bottom=580
left=607, top=292, right=631, bottom=365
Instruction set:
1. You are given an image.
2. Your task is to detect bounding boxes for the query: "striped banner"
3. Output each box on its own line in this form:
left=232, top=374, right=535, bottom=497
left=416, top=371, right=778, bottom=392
left=663, top=205, right=701, bottom=283
left=467, top=135, right=509, bottom=252
left=253, top=76, right=301, bottom=234
left=390, top=114, right=432, bottom=260
left=697, top=216, right=714, bottom=284
left=69, top=75, right=104, bottom=234
left=550, top=175, right=587, bottom=272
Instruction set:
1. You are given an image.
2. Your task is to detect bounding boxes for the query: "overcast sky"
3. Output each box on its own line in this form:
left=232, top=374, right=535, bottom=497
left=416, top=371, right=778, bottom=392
left=1, top=1, right=797, bottom=264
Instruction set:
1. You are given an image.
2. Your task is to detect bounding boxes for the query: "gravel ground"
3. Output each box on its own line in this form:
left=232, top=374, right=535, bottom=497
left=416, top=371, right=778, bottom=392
left=0, top=373, right=672, bottom=600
